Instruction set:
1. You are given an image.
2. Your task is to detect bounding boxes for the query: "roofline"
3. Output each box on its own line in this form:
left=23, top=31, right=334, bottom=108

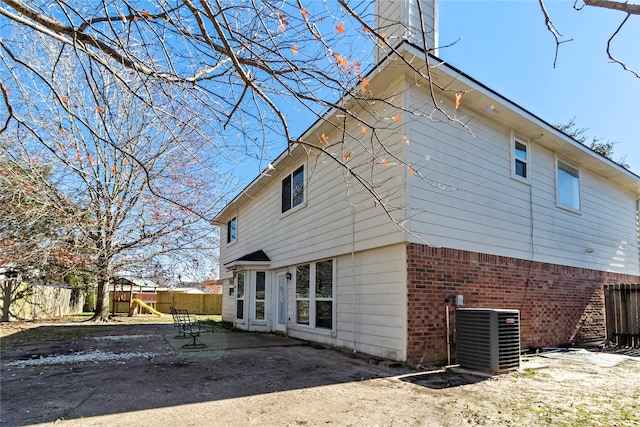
left=212, top=42, right=403, bottom=223
left=223, top=261, right=272, bottom=271
left=402, top=42, right=639, bottom=183
left=213, top=41, right=639, bottom=222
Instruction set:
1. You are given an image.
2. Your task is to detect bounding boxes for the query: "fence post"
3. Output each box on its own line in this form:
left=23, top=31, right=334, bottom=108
left=630, top=284, right=639, bottom=347
left=604, top=285, right=614, bottom=343
left=604, top=284, right=640, bottom=348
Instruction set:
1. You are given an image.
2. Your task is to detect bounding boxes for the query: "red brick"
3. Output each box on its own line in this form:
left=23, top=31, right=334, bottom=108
left=405, top=243, right=639, bottom=366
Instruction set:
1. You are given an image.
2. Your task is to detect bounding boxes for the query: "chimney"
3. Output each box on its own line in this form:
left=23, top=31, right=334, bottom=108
left=375, top=0, right=439, bottom=62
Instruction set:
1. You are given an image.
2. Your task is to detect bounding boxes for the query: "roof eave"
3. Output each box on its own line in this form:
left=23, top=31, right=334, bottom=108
left=400, top=43, right=640, bottom=195
left=213, top=40, right=640, bottom=221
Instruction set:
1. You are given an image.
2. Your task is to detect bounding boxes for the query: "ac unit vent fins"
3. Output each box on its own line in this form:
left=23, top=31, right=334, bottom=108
left=456, top=308, right=520, bottom=373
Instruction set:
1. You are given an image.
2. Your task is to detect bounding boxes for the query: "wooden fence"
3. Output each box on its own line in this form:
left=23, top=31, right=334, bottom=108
left=110, top=292, right=221, bottom=315
left=156, top=292, right=222, bottom=315
left=604, top=284, right=640, bottom=347
left=1, top=279, right=85, bottom=321
left=1, top=281, right=221, bottom=320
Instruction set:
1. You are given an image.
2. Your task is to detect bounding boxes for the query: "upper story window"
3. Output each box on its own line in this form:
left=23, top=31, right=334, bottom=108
left=511, top=134, right=529, bottom=182
left=282, top=165, right=305, bottom=213
left=227, top=217, right=237, bottom=243
left=556, top=160, right=580, bottom=211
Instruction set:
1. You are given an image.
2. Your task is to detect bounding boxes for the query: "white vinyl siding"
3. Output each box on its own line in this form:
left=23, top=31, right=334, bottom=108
left=218, top=82, right=407, bottom=272
left=286, top=245, right=407, bottom=361
left=404, top=87, right=638, bottom=275
left=530, top=153, right=636, bottom=270
left=218, top=59, right=639, bottom=351
left=221, top=278, right=235, bottom=320
left=220, top=169, right=403, bottom=269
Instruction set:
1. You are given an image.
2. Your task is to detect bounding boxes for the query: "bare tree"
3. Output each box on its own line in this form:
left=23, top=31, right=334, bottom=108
left=0, top=2, right=463, bottom=162
left=0, top=1, right=465, bottom=265
left=0, top=1, right=635, bottom=190
left=0, top=1, right=636, bottom=321
left=1, top=35, right=228, bottom=320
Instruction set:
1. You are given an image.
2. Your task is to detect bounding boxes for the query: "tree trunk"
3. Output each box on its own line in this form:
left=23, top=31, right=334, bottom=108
left=92, top=271, right=111, bottom=321
left=1, top=280, right=13, bottom=322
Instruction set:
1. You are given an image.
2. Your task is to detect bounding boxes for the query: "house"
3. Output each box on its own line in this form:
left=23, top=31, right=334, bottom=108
left=213, top=0, right=640, bottom=365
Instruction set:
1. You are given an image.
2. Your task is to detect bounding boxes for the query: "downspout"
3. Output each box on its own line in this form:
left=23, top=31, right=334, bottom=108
left=351, top=204, right=357, bottom=353
left=637, top=199, right=640, bottom=276
left=446, top=304, right=451, bottom=365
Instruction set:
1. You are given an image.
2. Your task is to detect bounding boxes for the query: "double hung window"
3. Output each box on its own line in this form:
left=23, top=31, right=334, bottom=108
left=227, top=217, right=237, bottom=243
left=282, top=165, right=305, bottom=213
left=511, top=135, right=529, bottom=181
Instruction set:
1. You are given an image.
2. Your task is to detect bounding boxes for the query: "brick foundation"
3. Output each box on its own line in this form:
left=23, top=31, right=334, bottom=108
left=406, top=244, right=639, bottom=366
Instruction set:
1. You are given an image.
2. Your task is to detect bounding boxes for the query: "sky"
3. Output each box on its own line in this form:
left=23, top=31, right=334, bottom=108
left=228, top=0, right=639, bottom=186
left=436, top=0, right=640, bottom=175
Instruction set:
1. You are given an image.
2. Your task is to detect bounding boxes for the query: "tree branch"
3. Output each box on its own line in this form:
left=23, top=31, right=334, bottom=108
left=538, top=0, right=573, bottom=68
left=583, top=0, right=640, bottom=14
left=606, top=14, right=640, bottom=77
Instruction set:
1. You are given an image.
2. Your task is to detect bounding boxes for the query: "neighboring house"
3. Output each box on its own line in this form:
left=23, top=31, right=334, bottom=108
left=213, top=0, right=640, bottom=365
left=202, top=279, right=223, bottom=295
left=0, top=266, right=20, bottom=281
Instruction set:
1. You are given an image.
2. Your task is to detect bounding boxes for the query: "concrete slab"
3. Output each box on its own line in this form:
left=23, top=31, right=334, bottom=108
left=539, top=348, right=640, bottom=367
left=165, top=330, right=306, bottom=352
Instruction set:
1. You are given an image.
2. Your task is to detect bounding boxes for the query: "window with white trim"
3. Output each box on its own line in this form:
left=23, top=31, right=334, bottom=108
left=227, top=217, right=237, bottom=243
left=282, top=165, right=304, bottom=213
left=255, top=271, right=266, bottom=321
left=512, top=135, right=529, bottom=181
left=295, top=259, right=333, bottom=330
left=236, top=272, right=245, bottom=320
left=556, top=160, right=580, bottom=211
left=295, top=264, right=310, bottom=325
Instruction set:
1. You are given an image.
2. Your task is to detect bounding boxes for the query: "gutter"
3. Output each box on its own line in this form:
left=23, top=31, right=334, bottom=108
left=212, top=39, right=640, bottom=223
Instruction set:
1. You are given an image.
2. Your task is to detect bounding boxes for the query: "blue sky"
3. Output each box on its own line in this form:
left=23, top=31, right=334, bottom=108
left=437, top=0, right=640, bottom=175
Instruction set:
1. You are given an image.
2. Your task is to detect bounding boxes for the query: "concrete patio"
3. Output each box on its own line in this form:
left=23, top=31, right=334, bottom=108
left=164, top=329, right=306, bottom=352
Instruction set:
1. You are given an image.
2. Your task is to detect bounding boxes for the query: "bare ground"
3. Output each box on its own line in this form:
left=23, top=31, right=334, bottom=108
left=1, top=315, right=639, bottom=427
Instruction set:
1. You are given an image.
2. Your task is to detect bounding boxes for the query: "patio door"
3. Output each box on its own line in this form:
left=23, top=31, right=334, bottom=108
left=274, top=271, right=287, bottom=332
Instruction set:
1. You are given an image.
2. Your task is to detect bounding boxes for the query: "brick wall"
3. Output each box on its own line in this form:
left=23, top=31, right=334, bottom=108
left=406, top=244, right=639, bottom=366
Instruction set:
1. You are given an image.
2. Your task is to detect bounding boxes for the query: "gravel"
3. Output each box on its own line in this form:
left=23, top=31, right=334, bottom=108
left=87, top=334, right=155, bottom=341
left=6, top=349, right=164, bottom=367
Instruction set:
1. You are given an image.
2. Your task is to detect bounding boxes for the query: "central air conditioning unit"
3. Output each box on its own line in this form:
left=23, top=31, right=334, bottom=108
left=455, top=308, right=520, bottom=373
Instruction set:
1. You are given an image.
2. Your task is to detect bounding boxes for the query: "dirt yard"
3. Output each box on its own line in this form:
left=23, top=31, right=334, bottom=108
left=1, top=315, right=639, bottom=427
